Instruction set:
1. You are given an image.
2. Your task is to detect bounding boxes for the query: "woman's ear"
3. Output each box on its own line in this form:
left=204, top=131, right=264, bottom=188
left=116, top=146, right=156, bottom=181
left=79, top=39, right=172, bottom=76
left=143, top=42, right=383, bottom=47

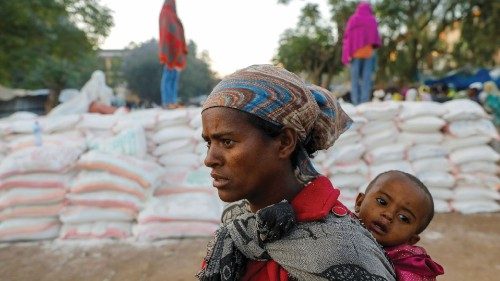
left=278, top=128, right=298, bottom=159
left=354, top=193, right=365, bottom=213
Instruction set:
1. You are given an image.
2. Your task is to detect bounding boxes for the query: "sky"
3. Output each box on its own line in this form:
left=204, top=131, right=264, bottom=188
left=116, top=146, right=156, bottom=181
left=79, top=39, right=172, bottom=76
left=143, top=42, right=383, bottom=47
left=99, top=0, right=329, bottom=77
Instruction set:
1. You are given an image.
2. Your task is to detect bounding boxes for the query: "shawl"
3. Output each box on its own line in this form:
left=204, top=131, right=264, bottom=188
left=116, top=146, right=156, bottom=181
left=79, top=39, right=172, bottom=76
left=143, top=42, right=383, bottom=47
left=202, top=64, right=352, bottom=183
left=341, top=2, right=381, bottom=65
left=159, top=0, right=187, bottom=69
left=385, top=244, right=444, bottom=281
left=197, top=176, right=396, bottom=281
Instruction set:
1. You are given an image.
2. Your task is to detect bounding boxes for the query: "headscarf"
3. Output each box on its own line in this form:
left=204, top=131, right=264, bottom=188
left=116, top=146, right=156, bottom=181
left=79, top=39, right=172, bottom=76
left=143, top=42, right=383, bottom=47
left=159, top=0, right=187, bottom=69
left=197, top=183, right=396, bottom=281
left=202, top=64, right=352, bottom=182
left=342, top=1, right=381, bottom=65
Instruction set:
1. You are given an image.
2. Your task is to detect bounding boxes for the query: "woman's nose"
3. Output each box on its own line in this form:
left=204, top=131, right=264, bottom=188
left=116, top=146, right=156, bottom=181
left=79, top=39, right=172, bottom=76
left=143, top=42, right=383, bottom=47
left=204, top=145, right=221, bottom=168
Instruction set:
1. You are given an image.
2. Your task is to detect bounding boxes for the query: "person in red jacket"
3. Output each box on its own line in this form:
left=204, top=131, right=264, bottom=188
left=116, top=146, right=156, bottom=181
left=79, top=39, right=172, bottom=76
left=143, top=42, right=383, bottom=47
left=158, top=0, right=187, bottom=108
left=197, top=64, right=396, bottom=280
left=354, top=170, right=444, bottom=280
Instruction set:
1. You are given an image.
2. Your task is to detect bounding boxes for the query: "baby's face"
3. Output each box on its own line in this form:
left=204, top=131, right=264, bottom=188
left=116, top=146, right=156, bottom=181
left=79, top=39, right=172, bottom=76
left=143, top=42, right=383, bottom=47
left=355, top=173, right=429, bottom=247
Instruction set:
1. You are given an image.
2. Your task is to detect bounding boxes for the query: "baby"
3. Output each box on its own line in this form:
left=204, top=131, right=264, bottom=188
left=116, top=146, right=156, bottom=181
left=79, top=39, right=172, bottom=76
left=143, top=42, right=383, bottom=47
left=354, top=170, right=444, bottom=281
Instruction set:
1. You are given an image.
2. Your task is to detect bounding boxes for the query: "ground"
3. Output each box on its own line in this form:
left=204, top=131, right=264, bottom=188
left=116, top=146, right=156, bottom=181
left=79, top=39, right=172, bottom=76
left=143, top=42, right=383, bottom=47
left=0, top=213, right=498, bottom=281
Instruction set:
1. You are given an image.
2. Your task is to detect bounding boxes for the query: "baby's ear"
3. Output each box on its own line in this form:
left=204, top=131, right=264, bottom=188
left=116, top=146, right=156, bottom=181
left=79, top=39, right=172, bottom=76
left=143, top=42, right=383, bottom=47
left=354, top=193, right=365, bottom=213
left=409, top=234, right=420, bottom=245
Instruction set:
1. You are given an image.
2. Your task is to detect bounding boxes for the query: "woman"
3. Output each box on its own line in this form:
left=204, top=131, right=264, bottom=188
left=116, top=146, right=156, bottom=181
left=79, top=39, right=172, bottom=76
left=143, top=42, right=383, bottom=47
left=342, top=1, right=381, bottom=105
left=197, top=64, right=395, bottom=280
left=158, top=0, right=187, bottom=108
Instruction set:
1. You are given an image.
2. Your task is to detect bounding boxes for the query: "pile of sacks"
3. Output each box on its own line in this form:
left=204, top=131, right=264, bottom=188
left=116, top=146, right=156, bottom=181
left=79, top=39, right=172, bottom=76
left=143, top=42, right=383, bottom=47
left=0, top=99, right=498, bottom=243
left=0, top=109, right=221, bottom=242
left=314, top=100, right=499, bottom=212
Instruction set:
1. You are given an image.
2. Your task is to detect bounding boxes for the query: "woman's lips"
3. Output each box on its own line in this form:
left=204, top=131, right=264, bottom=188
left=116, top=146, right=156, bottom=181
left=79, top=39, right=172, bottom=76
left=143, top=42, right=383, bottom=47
left=210, top=173, right=228, bottom=188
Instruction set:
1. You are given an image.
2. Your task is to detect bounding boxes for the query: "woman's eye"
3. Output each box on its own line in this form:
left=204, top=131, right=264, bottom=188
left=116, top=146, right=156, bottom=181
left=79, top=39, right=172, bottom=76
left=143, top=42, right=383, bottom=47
left=376, top=198, right=387, bottom=206
left=398, top=214, right=410, bottom=224
left=205, top=141, right=211, bottom=148
left=222, top=139, right=234, bottom=147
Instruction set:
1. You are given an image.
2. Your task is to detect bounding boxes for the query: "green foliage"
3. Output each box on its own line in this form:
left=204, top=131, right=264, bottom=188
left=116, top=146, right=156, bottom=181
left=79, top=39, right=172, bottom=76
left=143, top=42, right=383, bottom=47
left=274, top=3, right=337, bottom=86
left=122, top=40, right=162, bottom=104
left=376, top=0, right=499, bottom=83
left=452, top=1, right=500, bottom=67
left=277, top=0, right=499, bottom=85
left=180, top=44, right=219, bottom=101
left=122, top=39, right=218, bottom=105
left=0, top=0, right=112, bottom=93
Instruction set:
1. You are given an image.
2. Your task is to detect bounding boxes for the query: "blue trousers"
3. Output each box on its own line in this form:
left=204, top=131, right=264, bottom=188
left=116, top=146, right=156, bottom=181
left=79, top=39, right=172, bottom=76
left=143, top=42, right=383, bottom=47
left=160, top=66, right=180, bottom=106
left=350, top=55, right=376, bottom=105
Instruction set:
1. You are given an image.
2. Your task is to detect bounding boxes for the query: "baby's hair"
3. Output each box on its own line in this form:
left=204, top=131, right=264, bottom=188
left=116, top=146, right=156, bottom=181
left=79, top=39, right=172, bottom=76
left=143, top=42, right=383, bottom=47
left=366, top=170, right=434, bottom=234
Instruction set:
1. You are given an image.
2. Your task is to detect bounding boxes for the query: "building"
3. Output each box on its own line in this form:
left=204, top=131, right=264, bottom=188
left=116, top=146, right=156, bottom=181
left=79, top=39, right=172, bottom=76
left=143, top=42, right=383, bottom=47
left=0, top=86, right=49, bottom=118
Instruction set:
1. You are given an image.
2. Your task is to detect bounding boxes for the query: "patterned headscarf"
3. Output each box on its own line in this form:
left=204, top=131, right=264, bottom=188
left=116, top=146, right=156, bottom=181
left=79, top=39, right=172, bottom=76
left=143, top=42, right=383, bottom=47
left=202, top=64, right=352, bottom=182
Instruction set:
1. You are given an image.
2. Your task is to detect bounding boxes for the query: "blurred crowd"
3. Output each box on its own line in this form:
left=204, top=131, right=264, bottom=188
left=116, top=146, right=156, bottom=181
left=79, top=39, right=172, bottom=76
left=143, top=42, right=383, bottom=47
left=341, top=81, right=500, bottom=128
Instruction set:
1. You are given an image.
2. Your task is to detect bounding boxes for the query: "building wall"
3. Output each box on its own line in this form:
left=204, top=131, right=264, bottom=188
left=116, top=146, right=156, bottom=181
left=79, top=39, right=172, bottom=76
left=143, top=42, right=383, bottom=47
left=0, top=95, right=48, bottom=118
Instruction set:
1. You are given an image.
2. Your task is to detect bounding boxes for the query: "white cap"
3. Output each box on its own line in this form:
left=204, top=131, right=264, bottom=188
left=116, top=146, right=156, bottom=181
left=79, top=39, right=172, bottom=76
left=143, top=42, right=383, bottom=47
left=469, top=82, right=483, bottom=90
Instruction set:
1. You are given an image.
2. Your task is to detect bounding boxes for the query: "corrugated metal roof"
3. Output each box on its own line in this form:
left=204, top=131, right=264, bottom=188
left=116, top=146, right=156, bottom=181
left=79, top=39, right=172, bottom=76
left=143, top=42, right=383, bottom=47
left=0, top=85, right=49, bottom=102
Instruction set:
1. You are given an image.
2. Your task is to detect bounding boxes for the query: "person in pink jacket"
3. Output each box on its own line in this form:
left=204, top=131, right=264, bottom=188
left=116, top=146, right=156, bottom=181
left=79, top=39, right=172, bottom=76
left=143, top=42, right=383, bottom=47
left=342, top=1, right=381, bottom=105
left=355, top=170, right=445, bottom=280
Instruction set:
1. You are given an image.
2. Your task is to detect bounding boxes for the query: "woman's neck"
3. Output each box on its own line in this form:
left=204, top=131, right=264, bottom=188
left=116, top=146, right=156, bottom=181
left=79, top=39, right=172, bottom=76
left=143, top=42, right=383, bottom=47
left=248, top=173, right=304, bottom=213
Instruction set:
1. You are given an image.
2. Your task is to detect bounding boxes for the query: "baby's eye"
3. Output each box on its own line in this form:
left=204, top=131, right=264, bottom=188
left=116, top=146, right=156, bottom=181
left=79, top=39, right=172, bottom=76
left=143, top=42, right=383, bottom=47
left=376, top=198, right=387, bottom=206
left=398, top=214, right=410, bottom=224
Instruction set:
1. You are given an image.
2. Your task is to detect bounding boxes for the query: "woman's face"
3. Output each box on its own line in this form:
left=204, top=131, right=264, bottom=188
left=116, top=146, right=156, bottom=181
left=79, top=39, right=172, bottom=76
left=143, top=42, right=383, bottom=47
left=202, top=107, right=283, bottom=204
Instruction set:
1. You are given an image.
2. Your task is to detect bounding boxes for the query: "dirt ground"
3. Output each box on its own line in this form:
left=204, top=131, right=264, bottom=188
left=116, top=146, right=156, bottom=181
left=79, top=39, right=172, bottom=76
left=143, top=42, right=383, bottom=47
left=0, top=212, right=498, bottom=281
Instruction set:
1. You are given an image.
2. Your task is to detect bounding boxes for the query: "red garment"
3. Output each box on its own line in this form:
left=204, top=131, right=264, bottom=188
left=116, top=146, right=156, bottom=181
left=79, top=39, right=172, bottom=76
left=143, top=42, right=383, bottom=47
left=158, top=0, right=187, bottom=69
left=385, top=244, right=444, bottom=281
left=240, top=176, right=346, bottom=281
left=341, top=2, right=381, bottom=65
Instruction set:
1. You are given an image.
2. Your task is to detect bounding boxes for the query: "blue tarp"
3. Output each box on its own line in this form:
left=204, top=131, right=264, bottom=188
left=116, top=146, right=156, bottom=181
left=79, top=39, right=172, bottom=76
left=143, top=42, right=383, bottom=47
left=424, top=68, right=500, bottom=91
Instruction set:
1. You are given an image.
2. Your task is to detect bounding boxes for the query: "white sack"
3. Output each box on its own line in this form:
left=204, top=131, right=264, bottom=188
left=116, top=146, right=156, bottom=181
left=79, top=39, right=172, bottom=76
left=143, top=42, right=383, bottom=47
left=449, top=145, right=500, bottom=165
left=407, top=144, right=448, bottom=161
left=364, top=143, right=406, bottom=164
left=399, top=116, right=446, bottom=133
left=399, top=101, right=447, bottom=120
left=442, top=99, right=488, bottom=121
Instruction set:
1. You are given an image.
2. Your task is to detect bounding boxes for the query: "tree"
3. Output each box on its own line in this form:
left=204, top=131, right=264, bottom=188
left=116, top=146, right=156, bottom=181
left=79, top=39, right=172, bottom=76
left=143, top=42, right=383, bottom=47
left=278, top=0, right=499, bottom=85
left=274, top=4, right=334, bottom=86
left=0, top=0, right=113, bottom=108
left=179, top=43, right=219, bottom=102
left=275, top=1, right=356, bottom=87
left=450, top=1, right=500, bottom=69
left=122, top=39, right=218, bottom=105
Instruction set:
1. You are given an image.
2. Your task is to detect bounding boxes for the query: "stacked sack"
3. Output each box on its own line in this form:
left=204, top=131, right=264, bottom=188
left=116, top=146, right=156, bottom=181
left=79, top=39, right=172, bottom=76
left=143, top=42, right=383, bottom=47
left=357, top=102, right=410, bottom=179
left=319, top=102, right=368, bottom=209
left=134, top=166, right=222, bottom=241
left=152, top=108, right=201, bottom=175
left=113, top=108, right=163, bottom=163
left=442, top=99, right=500, bottom=214
left=0, top=142, right=5, bottom=163
left=60, top=140, right=163, bottom=239
left=397, top=102, right=453, bottom=212
left=137, top=108, right=223, bottom=240
left=0, top=144, right=82, bottom=242
left=0, top=112, right=85, bottom=242
left=76, top=112, right=118, bottom=141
